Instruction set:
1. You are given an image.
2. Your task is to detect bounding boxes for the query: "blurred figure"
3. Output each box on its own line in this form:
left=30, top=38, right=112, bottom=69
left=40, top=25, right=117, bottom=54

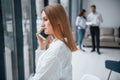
left=87, top=5, right=103, bottom=54
left=76, top=9, right=87, bottom=52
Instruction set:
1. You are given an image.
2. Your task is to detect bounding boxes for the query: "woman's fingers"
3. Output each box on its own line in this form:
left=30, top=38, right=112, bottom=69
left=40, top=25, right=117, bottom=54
left=36, top=33, right=43, bottom=42
left=36, top=33, right=51, bottom=50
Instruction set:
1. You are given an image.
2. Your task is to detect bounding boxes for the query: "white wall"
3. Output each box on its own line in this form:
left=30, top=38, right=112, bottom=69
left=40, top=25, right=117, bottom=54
left=83, top=0, right=120, bottom=28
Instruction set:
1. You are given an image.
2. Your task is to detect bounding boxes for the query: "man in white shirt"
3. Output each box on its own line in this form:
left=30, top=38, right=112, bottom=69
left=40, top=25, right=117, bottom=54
left=87, top=5, right=103, bottom=54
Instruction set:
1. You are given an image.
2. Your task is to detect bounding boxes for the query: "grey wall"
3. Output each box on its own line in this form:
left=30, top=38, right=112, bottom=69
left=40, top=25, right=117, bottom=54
left=83, top=0, right=120, bottom=28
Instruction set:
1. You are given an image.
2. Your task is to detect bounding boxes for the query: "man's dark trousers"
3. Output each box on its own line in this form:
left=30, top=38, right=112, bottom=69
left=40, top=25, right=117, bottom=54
left=90, top=26, right=100, bottom=52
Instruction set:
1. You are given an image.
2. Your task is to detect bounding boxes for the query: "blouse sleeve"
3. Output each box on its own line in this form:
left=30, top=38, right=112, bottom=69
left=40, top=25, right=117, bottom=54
left=30, top=47, right=60, bottom=80
left=75, top=16, right=81, bottom=26
left=35, top=49, right=45, bottom=66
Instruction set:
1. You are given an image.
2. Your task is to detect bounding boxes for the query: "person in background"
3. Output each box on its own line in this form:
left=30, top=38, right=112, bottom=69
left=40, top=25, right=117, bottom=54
left=76, top=9, right=87, bottom=52
left=87, top=5, right=103, bottom=55
left=29, top=4, right=77, bottom=80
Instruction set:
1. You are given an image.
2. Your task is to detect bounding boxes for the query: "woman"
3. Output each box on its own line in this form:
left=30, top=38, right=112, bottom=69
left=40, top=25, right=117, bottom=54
left=29, top=4, right=77, bottom=80
left=76, top=9, right=87, bottom=51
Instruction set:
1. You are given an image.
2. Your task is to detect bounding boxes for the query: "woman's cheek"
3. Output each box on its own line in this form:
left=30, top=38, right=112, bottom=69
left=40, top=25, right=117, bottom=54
left=44, top=28, right=49, bottom=34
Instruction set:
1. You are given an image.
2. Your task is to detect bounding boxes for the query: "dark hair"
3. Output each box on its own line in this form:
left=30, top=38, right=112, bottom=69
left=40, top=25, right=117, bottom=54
left=91, top=5, right=96, bottom=8
left=79, top=9, right=86, bottom=16
left=78, top=9, right=86, bottom=19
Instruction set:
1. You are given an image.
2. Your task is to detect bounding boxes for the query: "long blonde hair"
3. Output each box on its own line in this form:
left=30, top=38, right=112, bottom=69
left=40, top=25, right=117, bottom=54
left=42, top=4, right=77, bottom=52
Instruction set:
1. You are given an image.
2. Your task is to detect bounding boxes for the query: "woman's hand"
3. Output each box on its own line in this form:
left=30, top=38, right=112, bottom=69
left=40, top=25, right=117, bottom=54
left=36, top=26, right=51, bottom=50
left=77, top=24, right=82, bottom=29
left=36, top=33, right=51, bottom=50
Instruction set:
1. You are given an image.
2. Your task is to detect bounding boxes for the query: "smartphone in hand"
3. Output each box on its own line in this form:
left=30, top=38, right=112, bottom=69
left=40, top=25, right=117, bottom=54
left=39, top=30, right=49, bottom=40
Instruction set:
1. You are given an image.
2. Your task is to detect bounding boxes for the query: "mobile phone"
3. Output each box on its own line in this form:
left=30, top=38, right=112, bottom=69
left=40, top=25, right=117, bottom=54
left=39, top=30, right=49, bottom=40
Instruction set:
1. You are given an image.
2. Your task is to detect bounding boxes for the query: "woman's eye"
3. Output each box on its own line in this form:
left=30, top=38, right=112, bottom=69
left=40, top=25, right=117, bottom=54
left=45, top=18, right=48, bottom=21
left=43, top=18, right=47, bottom=21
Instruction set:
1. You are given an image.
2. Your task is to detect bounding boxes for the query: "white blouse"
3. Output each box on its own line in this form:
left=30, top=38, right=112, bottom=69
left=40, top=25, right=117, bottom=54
left=29, top=39, right=72, bottom=80
left=75, top=16, right=86, bottom=29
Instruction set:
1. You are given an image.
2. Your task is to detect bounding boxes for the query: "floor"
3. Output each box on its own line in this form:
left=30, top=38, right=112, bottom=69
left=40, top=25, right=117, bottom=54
left=72, top=47, right=120, bottom=80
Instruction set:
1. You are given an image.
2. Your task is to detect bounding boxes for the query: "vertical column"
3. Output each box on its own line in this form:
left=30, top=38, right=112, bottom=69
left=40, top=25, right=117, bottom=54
left=36, top=0, right=44, bottom=32
left=12, top=0, right=24, bottom=79
left=71, top=0, right=78, bottom=28
left=80, top=0, right=83, bottom=10
left=77, top=0, right=83, bottom=12
left=0, top=1, right=6, bottom=80
left=60, top=0, right=69, bottom=16
left=44, top=0, right=48, bottom=6
left=58, top=0, right=60, bottom=4
left=49, top=0, right=58, bottom=5
left=29, top=0, right=37, bottom=73
left=71, top=0, right=78, bottom=42
left=36, top=0, right=44, bottom=19
left=69, top=0, right=72, bottom=24
left=77, top=0, right=83, bottom=14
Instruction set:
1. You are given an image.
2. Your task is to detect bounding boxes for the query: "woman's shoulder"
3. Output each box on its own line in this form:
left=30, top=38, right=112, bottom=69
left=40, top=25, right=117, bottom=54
left=51, top=39, right=72, bottom=58
left=45, top=39, right=71, bottom=61
left=77, top=16, right=84, bottom=20
left=50, top=39, right=70, bottom=52
left=76, top=16, right=81, bottom=19
left=51, top=39, right=66, bottom=48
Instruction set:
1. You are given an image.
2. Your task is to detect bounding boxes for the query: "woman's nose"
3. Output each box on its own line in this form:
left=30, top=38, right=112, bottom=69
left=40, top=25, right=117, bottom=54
left=41, top=24, right=45, bottom=27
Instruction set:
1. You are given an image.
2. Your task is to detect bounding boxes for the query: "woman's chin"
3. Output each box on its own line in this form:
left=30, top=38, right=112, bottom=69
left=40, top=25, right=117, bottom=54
left=44, top=31, right=49, bottom=35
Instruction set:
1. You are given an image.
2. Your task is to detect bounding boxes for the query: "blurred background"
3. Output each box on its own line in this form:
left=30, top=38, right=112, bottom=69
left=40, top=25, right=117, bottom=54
left=0, top=0, right=120, bottom=80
